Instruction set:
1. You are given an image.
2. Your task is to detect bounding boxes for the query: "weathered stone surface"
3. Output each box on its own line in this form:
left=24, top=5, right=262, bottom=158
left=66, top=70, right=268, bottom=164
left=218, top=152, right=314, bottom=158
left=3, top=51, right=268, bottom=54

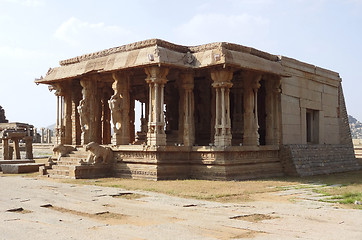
left=0, top=160, right=35, bottom=171
left=1, top=163, right=45, bottom=174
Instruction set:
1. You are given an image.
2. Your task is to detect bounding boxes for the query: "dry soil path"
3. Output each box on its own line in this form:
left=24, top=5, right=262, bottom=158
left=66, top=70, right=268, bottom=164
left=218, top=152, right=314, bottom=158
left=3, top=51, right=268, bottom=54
left=1, top=176, right=362, bottom=240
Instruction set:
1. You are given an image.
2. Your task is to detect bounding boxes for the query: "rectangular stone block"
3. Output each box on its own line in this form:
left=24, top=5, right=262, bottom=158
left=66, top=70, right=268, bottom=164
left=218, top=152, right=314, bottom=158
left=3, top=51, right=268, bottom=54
left=322, top=92, right=338, bottom=107
left=1, top=163, right=45, bottom=174
left=0, top=160, right=35, bottom=171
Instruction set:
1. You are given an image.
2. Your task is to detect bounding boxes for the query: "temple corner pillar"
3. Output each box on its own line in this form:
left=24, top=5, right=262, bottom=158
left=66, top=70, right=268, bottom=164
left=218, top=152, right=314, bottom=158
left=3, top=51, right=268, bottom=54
left=242, top=72, right=262, bottom=146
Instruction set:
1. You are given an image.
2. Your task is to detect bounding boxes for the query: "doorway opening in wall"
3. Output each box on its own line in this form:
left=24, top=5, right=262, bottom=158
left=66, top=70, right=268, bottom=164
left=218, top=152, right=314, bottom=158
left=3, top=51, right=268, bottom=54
left=306, top=109, right=319, bottom=144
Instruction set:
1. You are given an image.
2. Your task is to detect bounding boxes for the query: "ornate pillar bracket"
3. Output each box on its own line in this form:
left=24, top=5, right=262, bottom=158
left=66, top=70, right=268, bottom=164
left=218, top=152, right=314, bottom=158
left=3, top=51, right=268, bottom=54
left=210, top=68, right=233, bottom=147
left=109, top=72, right=130, bottom=145
left=145, top=66, right=169, bottom=146
left=180, top=72, right=195, bottom=147
left=242, top=71, right=262, bottom=146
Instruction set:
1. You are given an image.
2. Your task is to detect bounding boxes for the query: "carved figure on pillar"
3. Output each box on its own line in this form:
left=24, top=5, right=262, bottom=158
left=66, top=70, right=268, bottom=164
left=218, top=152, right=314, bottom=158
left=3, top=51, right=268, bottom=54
left=78, top=79, right=92, bottom=145
left=145, top=66, right=169, bottom=146
left=242, top=72, right=262, bottom=146
left=109, top=72, right=130, bottom=145
left=210, top=68, right=233, bottom=147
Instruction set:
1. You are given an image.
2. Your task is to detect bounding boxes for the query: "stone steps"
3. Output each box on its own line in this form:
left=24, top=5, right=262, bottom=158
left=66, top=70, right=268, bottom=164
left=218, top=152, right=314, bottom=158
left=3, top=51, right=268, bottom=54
left=45, top=146, right=111, bottom=179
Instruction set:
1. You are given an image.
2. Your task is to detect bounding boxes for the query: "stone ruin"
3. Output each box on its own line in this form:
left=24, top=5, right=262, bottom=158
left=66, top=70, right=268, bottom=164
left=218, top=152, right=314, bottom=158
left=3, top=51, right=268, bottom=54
left=34, top=39, right=360, bottom=180
left=0, top=122, right=34, bottom=160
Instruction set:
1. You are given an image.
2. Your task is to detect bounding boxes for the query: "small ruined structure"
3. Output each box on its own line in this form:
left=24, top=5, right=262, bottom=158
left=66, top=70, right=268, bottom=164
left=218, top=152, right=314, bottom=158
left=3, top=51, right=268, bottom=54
left=33, top=127, right=52, bottom=143
left=36, top=39, right=359, bottom=179
left=0, top=122, right=34, bottom=160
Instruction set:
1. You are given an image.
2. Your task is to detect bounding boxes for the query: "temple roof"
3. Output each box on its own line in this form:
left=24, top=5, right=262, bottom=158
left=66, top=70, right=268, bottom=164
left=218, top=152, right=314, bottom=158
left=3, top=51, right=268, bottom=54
left=35, top=39, right=340, bottom=84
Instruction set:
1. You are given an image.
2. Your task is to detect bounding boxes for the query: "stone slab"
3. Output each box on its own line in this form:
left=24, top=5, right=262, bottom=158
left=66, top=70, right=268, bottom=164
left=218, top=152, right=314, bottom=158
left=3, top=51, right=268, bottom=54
left=0, top=160, right=35, bottom=171
left=1, top=163, right=45, bottom=174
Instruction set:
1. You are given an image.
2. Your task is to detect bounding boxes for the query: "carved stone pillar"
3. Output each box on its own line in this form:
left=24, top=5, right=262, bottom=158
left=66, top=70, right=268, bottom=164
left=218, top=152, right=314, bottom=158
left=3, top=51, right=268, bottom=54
left=24, top=136, right=33, bottom=159
left=47, top=129, right=51, bottom=143
left=211, top=69, right=233, bottom=146
left=2, top=138, right=10, bottom=160
left=78, top=78, right=95, bottom=145
left=129, top=96, right=135, bottom=143
left=71, top=81, right=82, bottom=145
left=180, top=72, right=195, bottom=146
left=102, top=87, right=112, bottom=145
left=145, top=66, right=169, bottom=146
left=109, top=72, right=130, bottom=145
left=243, top=72, right=261, bottom=146
left=63, top=81, right=73, bottom=145
left=232, top=74, right=244, bottom=145
left=53, top=83, right=65, bottom=144
left=13, top=138, right=20, bottom=159
left=40, top=127, right=44, bottom=143
left=264, top=77, right=282, bottom=145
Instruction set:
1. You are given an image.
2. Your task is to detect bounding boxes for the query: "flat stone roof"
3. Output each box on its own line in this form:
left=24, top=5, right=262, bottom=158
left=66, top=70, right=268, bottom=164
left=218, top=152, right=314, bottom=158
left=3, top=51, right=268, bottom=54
left=36, top=39, right=340, bottom=84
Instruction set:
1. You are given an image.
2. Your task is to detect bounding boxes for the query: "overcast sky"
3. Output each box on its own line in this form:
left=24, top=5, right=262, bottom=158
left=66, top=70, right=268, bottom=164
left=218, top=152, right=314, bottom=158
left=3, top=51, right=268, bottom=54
left=1, top=0, right=361, bottom=128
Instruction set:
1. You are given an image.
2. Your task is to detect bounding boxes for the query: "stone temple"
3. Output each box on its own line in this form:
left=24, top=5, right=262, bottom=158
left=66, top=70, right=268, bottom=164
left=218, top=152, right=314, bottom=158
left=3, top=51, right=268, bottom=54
left=36, top=39, right=360, bottom=180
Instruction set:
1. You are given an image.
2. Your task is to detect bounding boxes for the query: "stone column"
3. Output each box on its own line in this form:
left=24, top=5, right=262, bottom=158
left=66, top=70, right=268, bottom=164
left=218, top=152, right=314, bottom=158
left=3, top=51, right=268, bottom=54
left=243, top=72, right=262, bottom=146
left=181, top=72, right=195, bottom=146
left=210, top=69, right=233, bottom=146
left=78, top=78, right=94, bottom=145
left=129, top=97, right=135, bottom=143
left=24, top=136, right=33, bottom=159
left=102, top=87, right=112, bottom=145
left=46, top=129, right=51, bottom=143
left=63, top=81, right=73, bottom=145
left=33, top=128, right=38, bottom=142
left=109, top=72, right=130, bottom=145
left=40, top=128, right=45, bottom=143
left=273, top=78, right=281, bottom=145
left=232, top=74, right=244, bottom=145
left=53, top=83, right=64, bottom=145
left=13, top=138, right=21, bottom=159
left=145, top=66, right=169, bottom=146
left=71, top=81, right=82, bottom=145
left=2, top=138, right=10, bottom=160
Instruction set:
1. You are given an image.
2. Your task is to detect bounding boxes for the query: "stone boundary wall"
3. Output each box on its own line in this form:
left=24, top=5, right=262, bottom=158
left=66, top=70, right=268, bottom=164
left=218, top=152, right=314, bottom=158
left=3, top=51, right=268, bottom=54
left=281, top=144, right=360, bottom=176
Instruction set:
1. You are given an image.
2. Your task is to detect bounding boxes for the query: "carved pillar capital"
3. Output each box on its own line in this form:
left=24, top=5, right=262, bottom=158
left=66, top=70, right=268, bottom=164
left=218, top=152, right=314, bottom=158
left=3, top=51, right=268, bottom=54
left=145, top=66, right=169, bottom=85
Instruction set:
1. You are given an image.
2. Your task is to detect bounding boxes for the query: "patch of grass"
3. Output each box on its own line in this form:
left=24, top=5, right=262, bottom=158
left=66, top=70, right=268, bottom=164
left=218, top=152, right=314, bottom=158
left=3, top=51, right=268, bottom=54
left=330, top=192, right=362, bottom=204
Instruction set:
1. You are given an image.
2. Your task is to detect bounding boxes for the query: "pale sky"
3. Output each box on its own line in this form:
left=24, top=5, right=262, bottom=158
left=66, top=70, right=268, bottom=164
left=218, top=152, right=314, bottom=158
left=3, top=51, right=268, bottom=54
left=1, top=0, right=361, bottom=128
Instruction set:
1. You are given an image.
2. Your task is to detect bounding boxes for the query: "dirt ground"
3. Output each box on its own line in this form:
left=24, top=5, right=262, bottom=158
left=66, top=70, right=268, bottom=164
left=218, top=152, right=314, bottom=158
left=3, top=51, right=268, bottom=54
left=1, top=175, right=362, bottom=240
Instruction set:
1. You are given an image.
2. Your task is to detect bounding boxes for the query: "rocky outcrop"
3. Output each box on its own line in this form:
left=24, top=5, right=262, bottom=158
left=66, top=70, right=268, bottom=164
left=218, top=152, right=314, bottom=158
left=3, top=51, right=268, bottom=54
left=0, top=106, right=8, bottom=123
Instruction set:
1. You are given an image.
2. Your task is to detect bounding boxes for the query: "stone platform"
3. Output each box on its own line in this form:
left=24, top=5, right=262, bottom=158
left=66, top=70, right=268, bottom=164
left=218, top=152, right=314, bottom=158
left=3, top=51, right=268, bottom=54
left=1, top=163, right=45, bottom=174
left=0, top=159, right=35, bottom=171
left=111, top=145, right=283, bottom=181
